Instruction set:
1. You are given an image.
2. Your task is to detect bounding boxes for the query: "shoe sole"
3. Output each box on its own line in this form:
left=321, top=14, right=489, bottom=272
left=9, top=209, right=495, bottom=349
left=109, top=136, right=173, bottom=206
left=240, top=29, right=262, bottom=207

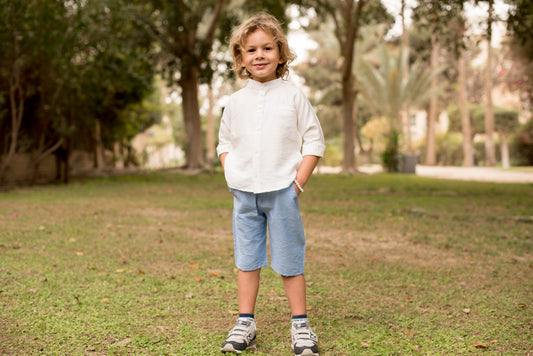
left=220, top=340, right=256, bottom=354
left=295, top=350, right=318, bottom=356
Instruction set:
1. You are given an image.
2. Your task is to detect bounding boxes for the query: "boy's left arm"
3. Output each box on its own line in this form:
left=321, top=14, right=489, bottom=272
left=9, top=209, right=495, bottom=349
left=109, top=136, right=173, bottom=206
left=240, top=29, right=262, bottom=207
left=294, top=155, right=320, bottom=195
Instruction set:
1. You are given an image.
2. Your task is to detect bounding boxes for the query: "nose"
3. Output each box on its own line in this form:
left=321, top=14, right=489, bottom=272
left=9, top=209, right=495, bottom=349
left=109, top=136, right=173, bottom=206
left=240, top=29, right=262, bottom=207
left=255, top=49, right=264, bottom=58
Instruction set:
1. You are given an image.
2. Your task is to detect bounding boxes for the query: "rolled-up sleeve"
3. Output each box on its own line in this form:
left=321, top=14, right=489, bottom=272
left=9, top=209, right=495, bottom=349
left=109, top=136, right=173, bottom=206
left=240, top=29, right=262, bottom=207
left=295, top=91, right=326, bottom=157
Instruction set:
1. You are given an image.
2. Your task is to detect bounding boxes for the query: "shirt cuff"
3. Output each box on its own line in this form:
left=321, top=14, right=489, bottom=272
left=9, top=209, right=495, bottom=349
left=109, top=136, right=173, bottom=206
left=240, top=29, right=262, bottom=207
left=216, top=145, right=231, bottom=157
left=302, top=143, right=326, bottom=157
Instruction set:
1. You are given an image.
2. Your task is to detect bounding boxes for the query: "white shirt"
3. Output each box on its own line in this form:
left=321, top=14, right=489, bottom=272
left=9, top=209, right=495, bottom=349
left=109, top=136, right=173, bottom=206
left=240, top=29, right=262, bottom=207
left=217, top=78, right=326, bottom=194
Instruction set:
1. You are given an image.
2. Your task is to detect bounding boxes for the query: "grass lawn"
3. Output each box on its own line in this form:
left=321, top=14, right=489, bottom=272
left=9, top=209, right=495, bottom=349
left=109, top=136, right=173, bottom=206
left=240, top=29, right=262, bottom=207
left=1, top=173, right=532, bottom=355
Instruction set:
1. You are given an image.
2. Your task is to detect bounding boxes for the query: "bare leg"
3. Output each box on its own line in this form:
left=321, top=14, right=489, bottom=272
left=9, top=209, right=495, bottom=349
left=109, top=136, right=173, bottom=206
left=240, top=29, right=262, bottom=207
left=238, top=269, right=261, bottom=314
left=282, top=274, right=307, bottom=316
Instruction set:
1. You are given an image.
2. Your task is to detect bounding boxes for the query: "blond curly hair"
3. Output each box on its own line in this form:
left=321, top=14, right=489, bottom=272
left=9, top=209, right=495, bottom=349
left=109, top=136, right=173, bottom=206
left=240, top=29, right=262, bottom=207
left=229, top=13, right=296, bottom=80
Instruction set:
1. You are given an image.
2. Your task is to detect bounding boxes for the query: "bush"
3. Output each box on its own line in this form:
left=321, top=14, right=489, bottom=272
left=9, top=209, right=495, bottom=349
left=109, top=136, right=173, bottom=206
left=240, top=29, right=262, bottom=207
left=381, top=130, right=399, bottom=172
left=321, top=140, right=343, bottom=167
left=513, top=120, right=533, bottom=166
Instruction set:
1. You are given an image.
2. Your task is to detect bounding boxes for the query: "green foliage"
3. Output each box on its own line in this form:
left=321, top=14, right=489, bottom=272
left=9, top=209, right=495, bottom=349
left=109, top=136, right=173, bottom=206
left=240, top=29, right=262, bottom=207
left=381, top=130, right=400, bottom=173
left=512, top=119, right=533, bottom=165
left=320, top=138, right=343, bottom=167
left=358, top=45, right=445, bottom=127
left=417, top=132, right=464, bottom=166
left=447, top=103, right=520, bottom=135
left=0, top=0, right=156, bottom=168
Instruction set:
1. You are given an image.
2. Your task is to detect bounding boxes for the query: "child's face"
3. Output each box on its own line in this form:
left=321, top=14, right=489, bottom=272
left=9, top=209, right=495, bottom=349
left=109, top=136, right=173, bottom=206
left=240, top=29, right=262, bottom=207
left=241, top=29, right=283, bottom=83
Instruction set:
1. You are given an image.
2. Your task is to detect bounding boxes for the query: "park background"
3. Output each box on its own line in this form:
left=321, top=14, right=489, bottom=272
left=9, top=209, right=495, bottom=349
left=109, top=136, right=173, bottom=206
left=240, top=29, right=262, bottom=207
left=1, top=0, right=533, bottom=184
left=1, top=0, right=532, bottom=355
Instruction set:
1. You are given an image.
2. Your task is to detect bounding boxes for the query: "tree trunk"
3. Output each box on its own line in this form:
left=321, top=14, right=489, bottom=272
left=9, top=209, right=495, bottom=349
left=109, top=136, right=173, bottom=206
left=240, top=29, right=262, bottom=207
left=94, top=120, right=105, bottom=169
left=205, top=85, right=216, bottom=170
left=0, top=5, right=24, bottom=181
left=401, top=0, right=413, bottom=154
left=337, top=0, right=367, bottom=173
left=484, top=1, right=496, bottom=166
left=341, top=74, right=357, bottom=173
left=180, top=65, right=204, bottom=169
left=458, top=50, right=474, bottom=167
left=501, top=135, right=510, bottom=169
left=425, top=33, right=439, bottom=165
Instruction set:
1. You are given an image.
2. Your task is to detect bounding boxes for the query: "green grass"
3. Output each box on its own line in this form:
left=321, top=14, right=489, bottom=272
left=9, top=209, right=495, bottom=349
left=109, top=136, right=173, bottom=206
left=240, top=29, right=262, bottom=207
left=1, top=173, right=532, bottom=355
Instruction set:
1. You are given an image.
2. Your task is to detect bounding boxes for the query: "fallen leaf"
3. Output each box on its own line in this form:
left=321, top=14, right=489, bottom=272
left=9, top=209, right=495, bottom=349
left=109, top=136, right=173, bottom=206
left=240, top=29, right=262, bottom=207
left=185, top=293, right=194, bottom=299
left=229, top=310, right=239, bottom=315
left=195, top=277, right=202, bottom=282
left=405, top=329, right=414, bottom=336
left=153, top=288, right=158, bottom=293
left=75, top=252, right=84, bottom=256
left=188, top=263, right=199, bottom=270
left=138, top=269, right=145, bottom=274
left=120, top=257, right=126, bottom=265
left=361, top=341, right=369, bottom=347
left=306, top=306, right=314, bottom=311
left=462, top=308, right=471, bottom=314
left=115, top=269, right=125, bottom=273
left=101, top=298, right=109, bottom=303
left=473, top=341, right=488, bottom=348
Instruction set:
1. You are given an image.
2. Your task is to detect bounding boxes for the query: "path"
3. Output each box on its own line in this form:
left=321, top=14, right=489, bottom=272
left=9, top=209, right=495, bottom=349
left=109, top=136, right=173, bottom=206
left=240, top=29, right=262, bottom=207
left=318, top=165, right=533, bottom=184
left=415, top=165, right=533, bottom=184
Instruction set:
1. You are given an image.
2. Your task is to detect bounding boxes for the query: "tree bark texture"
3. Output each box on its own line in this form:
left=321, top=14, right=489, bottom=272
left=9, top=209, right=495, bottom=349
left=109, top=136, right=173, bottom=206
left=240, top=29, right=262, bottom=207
left=425, top=33, right=439, bottom=165
left=458, top=51, right=474, bottom=167
left=333, top=0, right=367, bottom=173
left=484, top=0, right=496, bottom=166
left=180, top=65, right=204, bottom=169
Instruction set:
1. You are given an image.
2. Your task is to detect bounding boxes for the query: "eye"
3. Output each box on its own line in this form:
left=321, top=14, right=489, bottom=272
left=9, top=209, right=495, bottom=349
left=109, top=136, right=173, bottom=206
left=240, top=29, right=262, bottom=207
left=265, top=47, right=272, bottom=51
left=247, top=49, right=255, bottom=53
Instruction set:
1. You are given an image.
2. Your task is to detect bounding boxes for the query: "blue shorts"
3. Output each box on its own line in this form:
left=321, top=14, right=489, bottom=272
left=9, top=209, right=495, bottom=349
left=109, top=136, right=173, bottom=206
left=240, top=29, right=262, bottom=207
left=230, top=184, right=306, bottom=276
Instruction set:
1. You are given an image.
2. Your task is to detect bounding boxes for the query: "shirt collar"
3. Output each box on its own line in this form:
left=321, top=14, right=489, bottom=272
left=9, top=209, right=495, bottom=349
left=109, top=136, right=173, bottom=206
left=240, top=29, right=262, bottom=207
left=246, top=78, right=283, bottom=91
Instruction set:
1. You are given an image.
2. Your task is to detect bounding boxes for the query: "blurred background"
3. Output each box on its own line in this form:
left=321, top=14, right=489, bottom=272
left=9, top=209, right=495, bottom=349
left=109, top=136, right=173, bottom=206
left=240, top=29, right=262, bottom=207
left=1, top=0, right=531, bottom=185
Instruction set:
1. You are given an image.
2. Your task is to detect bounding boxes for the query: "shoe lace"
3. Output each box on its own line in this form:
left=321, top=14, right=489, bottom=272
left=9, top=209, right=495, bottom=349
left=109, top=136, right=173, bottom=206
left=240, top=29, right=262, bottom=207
left=293, top=323, right=318, bottom=343
left=229, top=320, right=252, bottom=337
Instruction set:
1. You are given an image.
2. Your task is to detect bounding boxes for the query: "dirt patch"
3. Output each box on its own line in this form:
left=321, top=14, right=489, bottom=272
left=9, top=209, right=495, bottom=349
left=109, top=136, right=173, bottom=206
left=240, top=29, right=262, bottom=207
left=306, top=227, right=470, bottom=270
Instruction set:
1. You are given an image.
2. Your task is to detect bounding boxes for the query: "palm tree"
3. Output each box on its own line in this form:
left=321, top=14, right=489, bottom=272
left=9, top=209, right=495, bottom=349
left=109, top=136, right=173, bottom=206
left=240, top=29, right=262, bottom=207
left=357, top=45, right=444, bottom=171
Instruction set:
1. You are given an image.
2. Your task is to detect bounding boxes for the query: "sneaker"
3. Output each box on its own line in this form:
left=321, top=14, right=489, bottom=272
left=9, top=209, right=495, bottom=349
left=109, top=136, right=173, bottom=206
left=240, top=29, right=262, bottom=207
left=221, top=319, right=257, bottom=354
left=291, top=321, right=319, bottom=356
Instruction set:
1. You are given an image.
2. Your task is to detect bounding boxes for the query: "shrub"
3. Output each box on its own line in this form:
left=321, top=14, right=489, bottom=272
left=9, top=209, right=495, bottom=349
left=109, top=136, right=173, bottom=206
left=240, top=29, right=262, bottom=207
left=513, top=120, right=533, bottom=166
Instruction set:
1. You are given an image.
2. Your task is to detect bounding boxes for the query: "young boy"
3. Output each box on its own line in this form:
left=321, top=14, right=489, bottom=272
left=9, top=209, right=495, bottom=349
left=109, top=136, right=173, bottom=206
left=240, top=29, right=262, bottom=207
left=217, top=13, right=325, bottom=356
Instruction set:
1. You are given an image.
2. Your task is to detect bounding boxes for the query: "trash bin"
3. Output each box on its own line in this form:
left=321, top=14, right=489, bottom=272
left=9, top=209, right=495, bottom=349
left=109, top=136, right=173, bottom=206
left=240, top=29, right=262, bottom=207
left=397, top=154, right=418, bottom=174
